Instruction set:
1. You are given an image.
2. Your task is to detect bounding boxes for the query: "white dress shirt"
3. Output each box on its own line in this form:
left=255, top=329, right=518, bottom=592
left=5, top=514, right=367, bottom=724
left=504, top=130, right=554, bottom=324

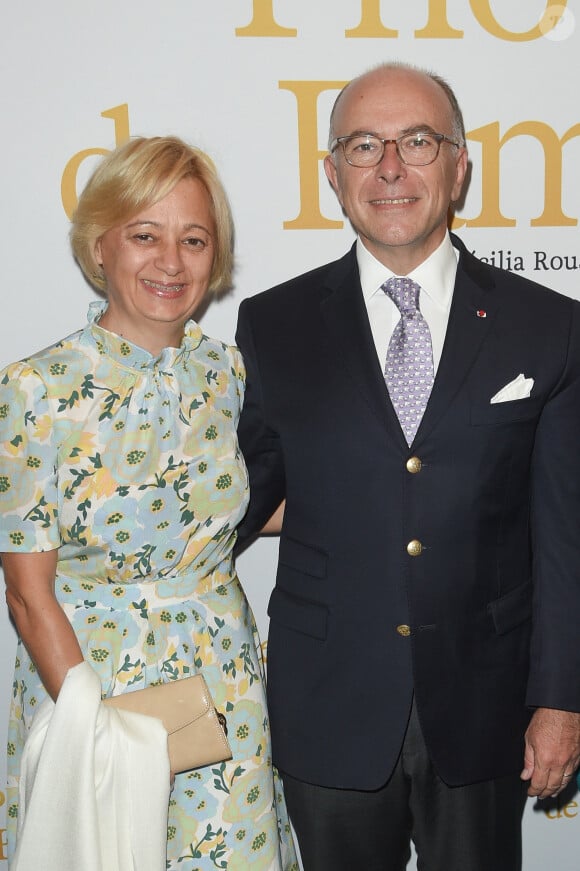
left=357, top=232, right=459, bottom=375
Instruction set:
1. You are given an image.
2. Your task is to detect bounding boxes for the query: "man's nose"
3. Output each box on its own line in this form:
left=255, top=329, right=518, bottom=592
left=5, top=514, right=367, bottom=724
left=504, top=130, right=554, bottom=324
left=376, top=141, right=407, bottom=182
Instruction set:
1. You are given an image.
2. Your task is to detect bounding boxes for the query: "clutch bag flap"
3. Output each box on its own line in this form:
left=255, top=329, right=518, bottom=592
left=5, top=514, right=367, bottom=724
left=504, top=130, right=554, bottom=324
left=103, top=673, right=232, bottom=773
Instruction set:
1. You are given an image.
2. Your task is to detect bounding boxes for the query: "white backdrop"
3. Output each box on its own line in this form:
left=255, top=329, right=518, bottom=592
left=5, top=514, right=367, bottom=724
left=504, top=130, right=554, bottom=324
left=1, top=1, right=579, bottom=865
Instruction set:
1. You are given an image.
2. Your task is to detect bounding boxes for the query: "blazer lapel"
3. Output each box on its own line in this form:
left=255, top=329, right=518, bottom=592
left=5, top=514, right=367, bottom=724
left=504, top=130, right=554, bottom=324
left=320, top=248, right=408, bottom=450
left=413, top=240, right=500, bottom=446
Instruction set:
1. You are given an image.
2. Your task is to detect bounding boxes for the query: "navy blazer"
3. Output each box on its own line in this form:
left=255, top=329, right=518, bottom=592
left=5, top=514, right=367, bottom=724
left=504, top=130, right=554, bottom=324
left=235, top=234, right=580, bottom=789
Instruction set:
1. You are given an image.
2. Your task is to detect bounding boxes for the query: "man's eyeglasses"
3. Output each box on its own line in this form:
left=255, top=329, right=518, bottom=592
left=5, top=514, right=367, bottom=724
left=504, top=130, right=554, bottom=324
left=329, top=132, right=463, bottom=168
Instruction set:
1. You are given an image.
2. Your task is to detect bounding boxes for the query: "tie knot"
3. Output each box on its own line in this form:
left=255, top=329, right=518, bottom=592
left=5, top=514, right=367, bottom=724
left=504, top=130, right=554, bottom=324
left=382, top=276, right=421, bottom=315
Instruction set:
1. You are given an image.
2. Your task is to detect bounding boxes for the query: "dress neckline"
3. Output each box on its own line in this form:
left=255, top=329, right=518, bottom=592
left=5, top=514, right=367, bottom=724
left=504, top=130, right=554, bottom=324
left=86, top=300, right=204, bottom=371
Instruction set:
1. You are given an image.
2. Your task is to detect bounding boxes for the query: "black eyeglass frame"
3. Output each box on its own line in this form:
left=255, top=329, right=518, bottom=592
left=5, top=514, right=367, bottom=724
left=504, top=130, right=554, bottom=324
left=329, top=131, right=463, bottom=167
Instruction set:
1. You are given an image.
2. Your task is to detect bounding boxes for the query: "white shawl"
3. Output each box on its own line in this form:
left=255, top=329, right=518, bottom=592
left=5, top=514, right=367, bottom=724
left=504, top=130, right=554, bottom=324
left=12, top=662, right=170, bottom=871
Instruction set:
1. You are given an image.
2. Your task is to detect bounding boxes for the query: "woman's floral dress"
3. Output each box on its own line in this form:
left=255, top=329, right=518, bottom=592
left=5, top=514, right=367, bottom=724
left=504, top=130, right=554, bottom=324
left=0, top=301, right=298, bottom=870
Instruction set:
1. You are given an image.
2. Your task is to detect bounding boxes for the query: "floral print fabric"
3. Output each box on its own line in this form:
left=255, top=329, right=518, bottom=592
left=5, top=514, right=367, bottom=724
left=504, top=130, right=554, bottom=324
left=0, top=301, right=297, bottom=870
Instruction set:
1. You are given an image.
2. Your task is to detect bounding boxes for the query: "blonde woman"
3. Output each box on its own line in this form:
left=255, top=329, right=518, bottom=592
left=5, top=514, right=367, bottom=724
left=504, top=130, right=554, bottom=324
left=0, top=136, right=297, bottom=870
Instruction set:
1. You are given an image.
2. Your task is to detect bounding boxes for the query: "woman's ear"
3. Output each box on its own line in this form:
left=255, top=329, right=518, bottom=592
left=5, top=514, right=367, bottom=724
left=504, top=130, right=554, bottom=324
left=94, top=238, right=103, bottom=267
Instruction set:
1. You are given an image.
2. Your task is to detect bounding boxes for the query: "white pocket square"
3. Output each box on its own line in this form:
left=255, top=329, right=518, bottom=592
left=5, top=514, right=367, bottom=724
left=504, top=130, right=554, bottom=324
left=490, top=374, right=534, bottom=404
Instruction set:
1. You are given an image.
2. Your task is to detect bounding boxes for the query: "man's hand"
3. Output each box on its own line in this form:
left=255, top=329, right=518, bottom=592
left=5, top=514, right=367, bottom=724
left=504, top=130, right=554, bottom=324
left=521, top=708, right=580, bottom=798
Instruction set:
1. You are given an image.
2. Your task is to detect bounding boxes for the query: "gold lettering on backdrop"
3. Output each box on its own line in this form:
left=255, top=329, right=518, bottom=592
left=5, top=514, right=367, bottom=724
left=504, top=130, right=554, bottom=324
left=235, top=0, right=568, bottom=40
left=279, top=80, right=346, bottom=229
left=415, top=0, right=464, bottom=38
left=469, top=0, right=567, bottom=41
left=545, top=799, right=578, bottom=819
left=345, top=0, right=398, bottom=38
left=345, top=0, right=466, bottom=38
left=453, top=121, right=580, bottom=229
left=61, top=104, right=131, bottom=219
left=235, top=0, right=297, bottom=36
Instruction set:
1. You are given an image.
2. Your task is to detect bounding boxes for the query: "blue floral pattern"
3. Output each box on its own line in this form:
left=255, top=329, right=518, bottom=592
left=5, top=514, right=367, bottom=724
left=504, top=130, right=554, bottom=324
left=0, top=301, right=297, bottom=870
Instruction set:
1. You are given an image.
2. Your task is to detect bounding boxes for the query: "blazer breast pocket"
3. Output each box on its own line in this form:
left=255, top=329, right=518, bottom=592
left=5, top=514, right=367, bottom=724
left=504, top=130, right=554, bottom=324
left=470, top=396, right=543, bottom=426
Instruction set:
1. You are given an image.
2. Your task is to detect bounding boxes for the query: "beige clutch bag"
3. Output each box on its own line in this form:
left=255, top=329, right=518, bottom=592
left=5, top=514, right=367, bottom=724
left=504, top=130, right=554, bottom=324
left=103, top=674, right=232, bottom=774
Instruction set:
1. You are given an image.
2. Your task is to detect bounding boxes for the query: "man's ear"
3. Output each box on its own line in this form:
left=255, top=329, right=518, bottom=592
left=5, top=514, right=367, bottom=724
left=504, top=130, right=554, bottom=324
left=324, top=153, right=342, bottom=206
left=451, top=147, right=468, bottom=204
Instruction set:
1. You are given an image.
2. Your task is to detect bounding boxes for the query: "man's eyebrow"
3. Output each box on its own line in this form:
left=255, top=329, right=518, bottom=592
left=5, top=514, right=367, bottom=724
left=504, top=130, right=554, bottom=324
left=339, top=124, right=440, bottom=138
left=400, top=125, right=439, bottom=135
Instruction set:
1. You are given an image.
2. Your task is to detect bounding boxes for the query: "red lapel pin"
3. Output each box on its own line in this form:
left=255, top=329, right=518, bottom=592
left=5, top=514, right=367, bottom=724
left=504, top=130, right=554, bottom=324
left=476, top=310, right=487, bottom=318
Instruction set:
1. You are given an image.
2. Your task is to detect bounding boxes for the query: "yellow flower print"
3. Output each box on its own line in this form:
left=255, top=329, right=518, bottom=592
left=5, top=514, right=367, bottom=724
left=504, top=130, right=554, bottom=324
left=33, top=413, right=55, bottom=443
left=90, top=466, right=121, bottom=499
left=65, top=431, right=98, bottom=464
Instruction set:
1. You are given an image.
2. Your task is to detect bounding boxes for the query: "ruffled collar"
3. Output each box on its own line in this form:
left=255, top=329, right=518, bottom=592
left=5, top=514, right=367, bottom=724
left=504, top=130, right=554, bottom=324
left=85, top=300, right=204, bottom=371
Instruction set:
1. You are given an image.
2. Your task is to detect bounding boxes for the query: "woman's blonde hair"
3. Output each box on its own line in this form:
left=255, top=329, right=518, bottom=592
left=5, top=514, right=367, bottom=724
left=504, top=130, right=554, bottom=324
left=70, top=136, right=234, bottom=293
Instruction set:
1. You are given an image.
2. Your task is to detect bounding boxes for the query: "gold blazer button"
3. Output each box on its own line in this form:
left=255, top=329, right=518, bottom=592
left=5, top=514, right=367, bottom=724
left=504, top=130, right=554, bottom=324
left=406, top=456, right=422, bottom=474
left=407, top=538, right=423, bottom=556
left=407, top=539, right=423, bottom=556
left=396, top=624, right=411, bottom=637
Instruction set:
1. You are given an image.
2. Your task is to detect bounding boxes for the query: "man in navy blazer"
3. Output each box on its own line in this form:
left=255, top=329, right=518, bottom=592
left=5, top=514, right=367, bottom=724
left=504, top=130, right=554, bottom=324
left=236, top=63, right=580, bottom=870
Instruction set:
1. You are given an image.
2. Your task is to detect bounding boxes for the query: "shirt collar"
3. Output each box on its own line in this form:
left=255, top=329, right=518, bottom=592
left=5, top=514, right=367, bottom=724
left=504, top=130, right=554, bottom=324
left=357, top=232, right=459, bottom=310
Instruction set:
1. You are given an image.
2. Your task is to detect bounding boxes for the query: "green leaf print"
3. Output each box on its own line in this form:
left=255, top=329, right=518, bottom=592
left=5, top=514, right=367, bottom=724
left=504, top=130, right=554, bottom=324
left=68, top=517, right=88, bottom=546
left=173, top=469, right=189, bottom=498
left=137, top=456, right=178, bottom=491
left=212, top=523, right=231, bottom=543
left=177, top=824, right=226, bottom=863
left=109, top=550, right=126, bottom=569
left=241, top=642, right=260, bottom=685
left=23, top=497, right=53, bottom=529
left=63, top=457, right=102, bottom=499
left=78, top=498, right=92, bottom=520
left=118, top=654, right=143, bottom=675
left=80, top=374, right=96, bottom=398
left=58, top=390, right=80, bottom=411
left=133, top=544, right=156, bottom=577
left=120, top=388, right=133, bottom=409
left=161, top=652, right=180, bottom=680
left=208, top=617, right=226, bottom=639
left=180, top=508, right=195, bottom=526
left=212, top=763, right=230, bottom=795
left=210, top=836, right=228, bottom=868
left=131, top=599, right=148, bottom=619
left=99, top=387, right=124, bottom=421
left=230, top=764, right=245, bottom=785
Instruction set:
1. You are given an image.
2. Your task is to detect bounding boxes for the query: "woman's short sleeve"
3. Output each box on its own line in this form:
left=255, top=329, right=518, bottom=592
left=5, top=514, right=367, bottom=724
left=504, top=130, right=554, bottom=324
left=0, top=362, right=60, bottom=552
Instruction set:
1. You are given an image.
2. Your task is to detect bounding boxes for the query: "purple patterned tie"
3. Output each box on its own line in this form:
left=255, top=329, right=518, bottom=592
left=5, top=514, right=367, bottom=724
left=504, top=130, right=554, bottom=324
left=383, top=276, right=434, bottom=445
